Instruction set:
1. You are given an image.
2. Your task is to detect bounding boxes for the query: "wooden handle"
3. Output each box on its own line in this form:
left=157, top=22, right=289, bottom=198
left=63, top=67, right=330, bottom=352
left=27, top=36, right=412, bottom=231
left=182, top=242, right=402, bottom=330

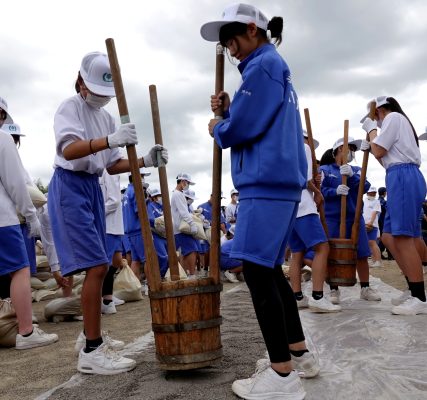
left=209, top=43, right=225, bottom=285
left=105, top=38, right=161, bottom=292
left=339, top=120, right=349, bottom=238
left=351, top=101, right=376, bottom=244
left=304, top=109, right=329, bottom=237
left=148, top=85, right=179, bottom=281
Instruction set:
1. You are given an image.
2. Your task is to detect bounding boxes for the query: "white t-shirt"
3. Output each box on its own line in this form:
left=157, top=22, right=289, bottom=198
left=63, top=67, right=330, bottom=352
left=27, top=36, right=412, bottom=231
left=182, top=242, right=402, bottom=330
left=363, top=197, right=381, bottom=228
left=0, top=131, right=37, bottom=227
left=53, top=94, right=122, bottom=176
left=373, top=112, right=421, bottom=169
left=171, top=189, right=194, bottom=234
left=296, top=143, right=318, bottom=218
left=225, top=203, right=238, bottom=223
left=37, top=204, right=60, bottom=272
left=99, top=170, right=124, bottom=235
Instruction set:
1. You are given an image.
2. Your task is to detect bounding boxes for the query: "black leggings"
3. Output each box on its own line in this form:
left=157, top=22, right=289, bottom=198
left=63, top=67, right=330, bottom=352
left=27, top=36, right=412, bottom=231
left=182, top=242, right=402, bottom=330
left=243, top=261, right=305, bottom=363
left=102, top=266, right=117, bottom=297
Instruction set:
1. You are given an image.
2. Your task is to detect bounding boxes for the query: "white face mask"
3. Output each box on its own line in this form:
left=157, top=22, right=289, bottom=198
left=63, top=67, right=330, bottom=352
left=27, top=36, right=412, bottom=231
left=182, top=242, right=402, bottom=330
left=156, top=197, right=163, bottom=206
left=187, top=199, right=194, bottom=206
left=367, top=195, right=375, bottom=200
left=347, top=151, right=355, bottom=163
left=85, top=92, right=111, bottom=109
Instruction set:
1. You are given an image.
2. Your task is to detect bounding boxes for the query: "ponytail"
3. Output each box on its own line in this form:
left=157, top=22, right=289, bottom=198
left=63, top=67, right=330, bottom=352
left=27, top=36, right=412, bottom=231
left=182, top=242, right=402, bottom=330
left=267, top=17, right=283, bottom=46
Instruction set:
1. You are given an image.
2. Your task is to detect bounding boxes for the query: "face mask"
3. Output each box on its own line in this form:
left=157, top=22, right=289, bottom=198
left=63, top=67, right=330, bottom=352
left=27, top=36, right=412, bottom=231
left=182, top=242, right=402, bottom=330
left=182, top=183, right=189, bottom=191
left=367, top=195, right=375, bottom=200
left=187, top=199, right=194, bottom=205
left=85, top=92, right=111, bottom=109
left=156, top=198, right=163, bottom=206
left=347, top=151, right=355, bottom=163
left=235, top=195, right=239, bottom=202
left=377, top=119, right=382, bottom=129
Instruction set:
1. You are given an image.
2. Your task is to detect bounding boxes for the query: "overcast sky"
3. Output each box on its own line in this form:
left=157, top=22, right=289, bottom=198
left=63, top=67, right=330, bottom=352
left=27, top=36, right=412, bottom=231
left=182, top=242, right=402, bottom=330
left=1, top=0, right=426, bottom=205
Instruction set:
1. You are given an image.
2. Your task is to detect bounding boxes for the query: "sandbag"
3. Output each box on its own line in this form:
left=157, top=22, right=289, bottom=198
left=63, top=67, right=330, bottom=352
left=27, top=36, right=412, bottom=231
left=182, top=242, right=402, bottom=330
left=33, top=289, right=59, bottom=302
left=44, top=297, right=82, bottom=321
left=30, top=276, right=46, bottom=290
left=113, top=265, right=143, bottom=302
left=44, top=278, right=59, bottom=290
left=0, top=299, right=18, bottom=347
left=153, top=216, right=166, bottom=238
left=164, top=262, right=188, bottom=281
left=28, top=185, right=47, bottom=208
left=179, top=214, right=208, bottom=241
left=35, top=271, right=53, bottom=281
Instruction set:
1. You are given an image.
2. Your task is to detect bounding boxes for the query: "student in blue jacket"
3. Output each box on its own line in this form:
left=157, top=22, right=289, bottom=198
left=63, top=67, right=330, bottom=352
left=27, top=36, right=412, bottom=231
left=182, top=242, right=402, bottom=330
left=202, top=4, right=316, bottom=399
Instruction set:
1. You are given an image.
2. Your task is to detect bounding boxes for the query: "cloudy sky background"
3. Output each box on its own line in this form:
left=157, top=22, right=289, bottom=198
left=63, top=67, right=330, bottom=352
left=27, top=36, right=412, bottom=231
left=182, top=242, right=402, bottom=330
left=1, top=0, right=426, bottom=205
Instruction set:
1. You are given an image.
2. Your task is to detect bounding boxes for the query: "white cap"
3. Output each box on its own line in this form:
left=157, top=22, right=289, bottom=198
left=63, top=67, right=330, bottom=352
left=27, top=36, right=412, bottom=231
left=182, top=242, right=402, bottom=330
left=149, top=188, right=161, bottom=197
left=230, top=189, right=239, bottom=196
left=0, top=96, right=14, bottom=124
left=183, top=189, right=198, bottom=200
left=302, top=130, right=319, bottom=149
left=419, top=127, right=427, bottom=141
left=332, top=136, right=362, bottom=152
left=367, top=186, right=377, bottom=193
left=176, top=173, right=195, bottom=185
left=360, top=96, right=389, bottom=123
left=2, top=123, right=25, bottom=137
left=200, top=3, right=269, bottom=42
left=80, top=52, right=115, bottom=97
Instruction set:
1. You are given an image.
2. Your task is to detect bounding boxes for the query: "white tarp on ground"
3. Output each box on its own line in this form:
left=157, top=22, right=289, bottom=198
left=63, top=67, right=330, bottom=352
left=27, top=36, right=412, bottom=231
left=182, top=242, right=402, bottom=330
left=300, top=277, right=427, bottom=400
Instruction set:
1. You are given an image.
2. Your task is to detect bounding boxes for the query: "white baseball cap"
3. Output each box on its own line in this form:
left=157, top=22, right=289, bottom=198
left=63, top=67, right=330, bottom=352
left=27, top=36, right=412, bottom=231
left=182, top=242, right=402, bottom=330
left=230, top=189, right=239, bottom=196
left=360, top=96, right=389, bottom=123
left=302, top=130, right=319, bottom=149
left=149, top=188, right=161, bottom=197
left=80, top=52, right=115, bottom=97
left=2, top=123, right=25, bottom=137
left=176, top=173, right=195, bottom=185
left=367, top=186, right=377, bottom=193
left=419, top=127, right=427, bottom=141
left=332, top=136, right=362, bottom=152
left=183, top=189, right=198, bottom=200
left=200, top=3, right=269, bottom=42
left=0, top=96, right=14, bottom=124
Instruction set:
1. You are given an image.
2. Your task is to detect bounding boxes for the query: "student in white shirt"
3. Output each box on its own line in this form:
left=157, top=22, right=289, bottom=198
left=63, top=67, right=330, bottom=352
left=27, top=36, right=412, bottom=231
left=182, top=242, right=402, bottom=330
left=362, top=186, right=382, bottom=267
left=225, top=189, right=239, bottom=225
left=362, top=96, right=427, bottom=315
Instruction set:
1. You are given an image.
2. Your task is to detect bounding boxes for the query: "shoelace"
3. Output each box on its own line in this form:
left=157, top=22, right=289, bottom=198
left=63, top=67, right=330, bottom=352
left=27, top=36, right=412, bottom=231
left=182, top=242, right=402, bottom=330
left=99, top=343, right=122, bottom=361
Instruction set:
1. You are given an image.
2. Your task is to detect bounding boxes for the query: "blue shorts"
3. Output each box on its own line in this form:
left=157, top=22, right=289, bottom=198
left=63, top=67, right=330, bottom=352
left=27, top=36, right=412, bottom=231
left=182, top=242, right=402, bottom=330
left=0, top=225, right=30, bottom=275
left=231, top=199, right=298, bottom=268
left=106, top=234, right=123, bottom=264
left=20, top=224, right=36, bottom=275
left=198, top=240, right=210, bottom=254
left=383, top=164, right=426, bottom=237
left=174, top=233, right=199, bottom=256
left=220, top=255, right=241, bottom=270
left=122, top=235, right=131, bottom=255
left=288, top=214, right=327, bottom=253
left=304, top=249, right=315, bottom=261
left=129, top=233, right=145, bottom=263
left=367, top=227, right=378, bottom=241
left=326, top=217, right=370, bottom=259
left=153, top=233, right=168, bottom=277
left=48, top=168, right=108, bottom=276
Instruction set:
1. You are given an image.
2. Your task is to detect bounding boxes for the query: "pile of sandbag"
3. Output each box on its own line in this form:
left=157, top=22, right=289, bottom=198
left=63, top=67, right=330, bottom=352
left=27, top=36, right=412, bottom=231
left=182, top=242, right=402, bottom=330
left=44, top=296, right=82, bottom=323
left=0, top=299, right=18, bottom=347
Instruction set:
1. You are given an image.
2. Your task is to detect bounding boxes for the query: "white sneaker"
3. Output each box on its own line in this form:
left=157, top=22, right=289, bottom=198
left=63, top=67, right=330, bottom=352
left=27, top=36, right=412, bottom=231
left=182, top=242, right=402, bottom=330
left=329, top=289, right=340, bottom=304
left=391, top=296, right=427, bottom=315
left=101, top=301, right=117, bottom=314
left=232, top=367, right=306, bottom=400
left=360, top=287, right=381, bottom=301
left=187, top=274, right=197, bottom=280
left=296, top=295, right=309, bottom=309
left=308, top=297, right=341, bottom=313
left=199, top=269, right=209, bottom=278
left=224, top=270, right=239, bottom=283
left=291, top=351, right=320, bottom=378
left=16, top=326, right=58, bottom=350
left=370, top=261, right=382, bottom=268
left=77, top=342, right=136, bottom=375
left=112, top=295, right=125, bottom=306
left=391, top=290, right=411, bottom=306
left=74, top=331, right=125, bottom=355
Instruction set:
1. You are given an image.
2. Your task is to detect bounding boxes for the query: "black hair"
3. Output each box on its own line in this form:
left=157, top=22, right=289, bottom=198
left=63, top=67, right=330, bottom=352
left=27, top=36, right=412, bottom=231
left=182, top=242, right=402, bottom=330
left=11, top=134, right=20, bottom=148
left=75, top=72, right=84, bottom=94
left=0, top=109, right=7, bottom=121
left=319, top=148, right=335, bottom=166
left=380, top=97, right=419, bottom=147
left=378, top=187, right=386, bottom=196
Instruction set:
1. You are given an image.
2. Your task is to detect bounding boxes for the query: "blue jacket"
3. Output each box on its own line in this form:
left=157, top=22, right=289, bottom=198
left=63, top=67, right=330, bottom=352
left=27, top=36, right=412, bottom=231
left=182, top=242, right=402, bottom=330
left=122, top=184, right=150, bottom=236
left=213, top=43, right=307, bottom=201
left=147, top=200, right=163, bottom=228
left=197, top=200, right=226, bottom=225
left=320, top=163, right=370, bottom=221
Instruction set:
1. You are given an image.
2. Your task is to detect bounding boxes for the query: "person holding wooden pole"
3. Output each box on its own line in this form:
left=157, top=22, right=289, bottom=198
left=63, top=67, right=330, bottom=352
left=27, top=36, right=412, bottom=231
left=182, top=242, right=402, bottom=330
left=361, top=96, right=427, bottom=315
left=202, top=4, right=317, bottom=399
left=48, top=51, right=168, bottom=374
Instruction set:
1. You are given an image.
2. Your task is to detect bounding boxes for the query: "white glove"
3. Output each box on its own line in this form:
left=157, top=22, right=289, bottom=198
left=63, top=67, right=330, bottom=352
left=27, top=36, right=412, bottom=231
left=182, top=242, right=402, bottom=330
left=360, top=139, right=370, bottom=151
left=190, top=223, right=198, bottom=235
left=362, top=118, right=377, bottom=134
left=336, top=185, right=349, bottom=196
left=107, top=123, right=138, bottom=148
left=26, top=214, right=41, bottom=237
left=203, top=219, right=210, bottom=229
left=143, top=144, right=169, bottom=168
left=339, top=164, right=354, bottom=177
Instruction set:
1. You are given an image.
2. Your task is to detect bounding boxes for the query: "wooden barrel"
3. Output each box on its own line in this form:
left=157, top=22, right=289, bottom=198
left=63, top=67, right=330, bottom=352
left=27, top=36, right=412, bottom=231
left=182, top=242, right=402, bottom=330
left=149, top=277, right=223, bottom=370
left=326, top=238, right=357, bottom=286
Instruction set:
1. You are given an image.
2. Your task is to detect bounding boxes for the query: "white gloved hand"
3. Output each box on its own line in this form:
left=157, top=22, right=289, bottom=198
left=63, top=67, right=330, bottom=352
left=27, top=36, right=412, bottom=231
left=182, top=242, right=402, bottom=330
left=336, top=185, right=350, bottom=196
left=26, top=214, right=41, bottom=238
left=362, top=118, right=377, bottom=134
left=190, top=223, right=198, bottom=235
left=143, top=144, right=169, bottom=168
left=107, top=123, right=138, bottom=148
left=340, top=164, right=354, bottom=177
left=360, top=139, right=371, bottom=151
left=203, top=219, right=210, bottom=229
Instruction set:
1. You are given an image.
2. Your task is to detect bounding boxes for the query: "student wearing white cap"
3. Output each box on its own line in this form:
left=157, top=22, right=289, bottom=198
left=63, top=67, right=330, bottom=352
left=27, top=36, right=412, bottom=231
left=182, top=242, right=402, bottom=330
left=203, top=4, right=317, bottom=398
left=361, top=96, right=426, bottom=315
left=362, top=186, right=382, bottom=268
left=48, top=51, right=168, bottom=375
left=225, top=189, right=239, bottom=226
left=171, top=173, right=199, bottom=278
left=319, top=137, right=381, bottom=304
